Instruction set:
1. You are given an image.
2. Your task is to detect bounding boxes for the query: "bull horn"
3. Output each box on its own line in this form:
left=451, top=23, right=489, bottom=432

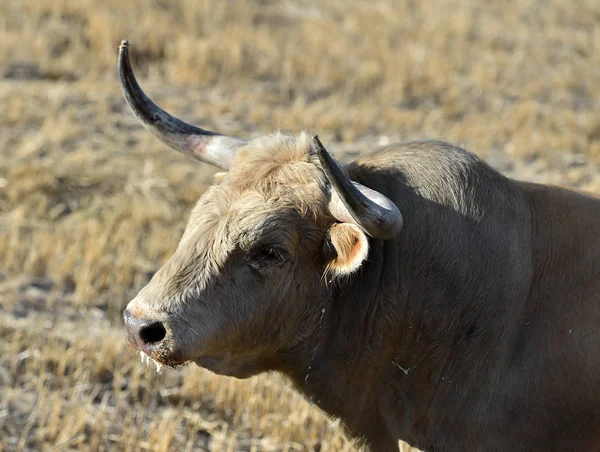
left=118, top=40, right=245, bottom=169
left=312, top=136, right=403, bottom=240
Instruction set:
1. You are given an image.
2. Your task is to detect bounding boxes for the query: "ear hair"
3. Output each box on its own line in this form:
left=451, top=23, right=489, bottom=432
left=323, top=223, right=369, bottom=279
left=213, top=172, right=227, bottom=184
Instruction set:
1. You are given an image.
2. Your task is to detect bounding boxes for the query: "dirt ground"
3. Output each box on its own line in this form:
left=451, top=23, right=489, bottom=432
left=1, top=0, right=599, bottom=451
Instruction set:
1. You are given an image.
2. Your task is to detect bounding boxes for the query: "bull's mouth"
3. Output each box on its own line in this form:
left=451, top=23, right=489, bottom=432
left=126, top=337, right=189, bottom=373
left=133, top=347, right=229, bottom=375
left=137, top=349, right=191, bottom=373
left=132, top=349, right=260, bottom=379
left=139, top=350, right=165, bottom=372
left=124, top=319, right=258, bottom=378
left=138, top=350, right=189, bottom=373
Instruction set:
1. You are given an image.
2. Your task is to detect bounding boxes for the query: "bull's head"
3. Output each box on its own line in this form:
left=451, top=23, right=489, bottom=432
left=120, top=41, right=402, bottom=378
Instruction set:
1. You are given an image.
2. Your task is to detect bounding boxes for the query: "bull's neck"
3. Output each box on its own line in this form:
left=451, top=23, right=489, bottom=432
left=279, top=173, right=534, bottom=451
left=279, top=238, right=413, bottom=451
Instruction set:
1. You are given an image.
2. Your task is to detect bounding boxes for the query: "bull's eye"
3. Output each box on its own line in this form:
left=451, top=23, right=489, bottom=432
left=247, top=246, right=287, bottom=272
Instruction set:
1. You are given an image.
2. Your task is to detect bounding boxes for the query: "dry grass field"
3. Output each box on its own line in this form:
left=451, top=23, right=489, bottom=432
left=1, top=0, right=599, bottom=450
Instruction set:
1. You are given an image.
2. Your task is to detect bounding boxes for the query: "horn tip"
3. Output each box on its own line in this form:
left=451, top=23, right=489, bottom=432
left=310, top=135, right=326, bottom=158
left=119, top=39, right=129, bottom=50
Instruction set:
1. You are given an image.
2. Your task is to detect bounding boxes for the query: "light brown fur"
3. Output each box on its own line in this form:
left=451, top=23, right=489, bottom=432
left=324, top=223, right=369, bottom=279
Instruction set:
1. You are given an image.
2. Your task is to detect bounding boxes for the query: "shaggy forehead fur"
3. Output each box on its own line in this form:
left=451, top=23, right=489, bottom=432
left=227, top=131, right=327, bottom=212
left=152, top=132, right=331, bottom=299
left=211, top=131, right=331, bottom=221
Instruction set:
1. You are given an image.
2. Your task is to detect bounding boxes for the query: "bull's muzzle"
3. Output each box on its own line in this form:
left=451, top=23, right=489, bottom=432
left=123, top=309, right=167, bottom=354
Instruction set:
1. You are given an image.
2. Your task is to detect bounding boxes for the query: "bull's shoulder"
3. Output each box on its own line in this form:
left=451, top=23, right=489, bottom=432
left=516, top=180, right=600, bottom=292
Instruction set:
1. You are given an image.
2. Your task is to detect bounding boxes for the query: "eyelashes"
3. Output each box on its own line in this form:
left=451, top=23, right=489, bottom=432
left=246, top=246, right=288, bottom=271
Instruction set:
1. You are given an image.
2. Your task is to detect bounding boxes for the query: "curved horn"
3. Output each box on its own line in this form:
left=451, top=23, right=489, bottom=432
left=118, top=40, right=245, bottom=169
left=311, top=136, right=403, bottom=240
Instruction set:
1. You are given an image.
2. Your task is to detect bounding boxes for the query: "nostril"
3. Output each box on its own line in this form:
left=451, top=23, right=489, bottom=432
left=139, top=321, right=166, bottom=345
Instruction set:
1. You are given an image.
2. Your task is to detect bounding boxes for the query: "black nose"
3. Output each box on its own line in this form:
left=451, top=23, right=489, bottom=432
left=123, top=309, right=167, bottom=349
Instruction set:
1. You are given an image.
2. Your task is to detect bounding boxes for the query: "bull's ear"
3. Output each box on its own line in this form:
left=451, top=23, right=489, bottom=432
left=323, top=223, right=369, bottom=278
left=213, top=172, right=227, bottom=184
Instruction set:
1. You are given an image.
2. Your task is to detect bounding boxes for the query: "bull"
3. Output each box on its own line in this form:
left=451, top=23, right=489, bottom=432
left=119, top=40, right=600, bottom=451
